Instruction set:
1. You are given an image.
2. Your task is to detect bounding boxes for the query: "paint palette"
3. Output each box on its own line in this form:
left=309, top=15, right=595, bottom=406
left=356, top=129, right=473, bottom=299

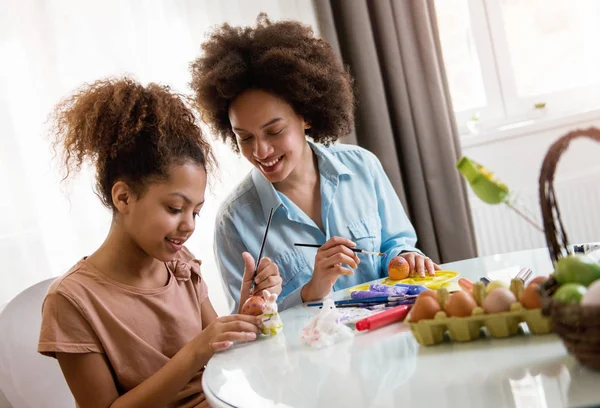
left=347, top=270, right=460, bottom=293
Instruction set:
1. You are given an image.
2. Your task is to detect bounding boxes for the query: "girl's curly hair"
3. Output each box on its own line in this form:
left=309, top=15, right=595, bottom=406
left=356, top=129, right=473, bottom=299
left=190, top=13, right=355, bottom=153
left=52, top=77, right=215, bottom=210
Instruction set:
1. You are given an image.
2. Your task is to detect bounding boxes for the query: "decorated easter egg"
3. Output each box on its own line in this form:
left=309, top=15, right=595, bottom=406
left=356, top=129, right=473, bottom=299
left=388, top=256, right=410, bottom=280
left=241, top=296, right=265, bottom=316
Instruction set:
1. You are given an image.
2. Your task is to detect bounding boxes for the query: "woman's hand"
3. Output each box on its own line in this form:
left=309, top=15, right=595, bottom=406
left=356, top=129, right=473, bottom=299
left=238, top=252, right=282, bottom=312
left=399, top=252, right=441, bottom=277
left=301, top=236, right=360, bottom=301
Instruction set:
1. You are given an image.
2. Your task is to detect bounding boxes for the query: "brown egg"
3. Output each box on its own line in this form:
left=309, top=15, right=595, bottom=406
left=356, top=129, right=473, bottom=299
left=520, top=283, right=542, bottom=309
left=444, top=291, right=477, bottom=317
left=418, top=290, right=437, bottom=300
left=409, top=296, right=441, bottom=322
left=529, top=276, right=547, bottom=287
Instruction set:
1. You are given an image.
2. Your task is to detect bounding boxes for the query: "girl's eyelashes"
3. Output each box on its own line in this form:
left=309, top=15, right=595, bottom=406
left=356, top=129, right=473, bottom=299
left=169, top=206, right=202, bottom=218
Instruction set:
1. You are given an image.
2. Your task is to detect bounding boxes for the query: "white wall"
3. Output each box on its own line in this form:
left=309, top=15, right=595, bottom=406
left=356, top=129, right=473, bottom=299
left=462, top=112, right=600, bottom=256
left=0, top=0, right=318, bottom=316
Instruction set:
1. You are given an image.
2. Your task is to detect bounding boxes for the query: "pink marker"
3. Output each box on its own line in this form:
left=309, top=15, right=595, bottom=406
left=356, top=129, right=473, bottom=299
left=355, top=305, right=411, bottom=331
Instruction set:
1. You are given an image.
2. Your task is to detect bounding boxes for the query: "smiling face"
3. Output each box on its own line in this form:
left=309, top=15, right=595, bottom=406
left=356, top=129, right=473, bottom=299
left=228, top=89, right=311, bottom=184
left=116, top=162, right=207, bottom=262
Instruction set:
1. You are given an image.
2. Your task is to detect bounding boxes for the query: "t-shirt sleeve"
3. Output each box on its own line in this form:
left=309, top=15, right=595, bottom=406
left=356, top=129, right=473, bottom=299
left=195, top=270, right=209, bottom=306
left=38, top=290, right=104, bottom=358
left=179, top=246, right=209, bottom=305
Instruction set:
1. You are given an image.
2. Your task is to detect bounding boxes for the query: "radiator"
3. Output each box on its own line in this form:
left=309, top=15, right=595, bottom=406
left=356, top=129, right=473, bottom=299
left=469, top=171, right=600, bottom=256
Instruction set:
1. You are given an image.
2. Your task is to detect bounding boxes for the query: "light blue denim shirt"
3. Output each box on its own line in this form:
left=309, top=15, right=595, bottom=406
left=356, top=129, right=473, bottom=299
left=214, top=142, right=421, bottom=312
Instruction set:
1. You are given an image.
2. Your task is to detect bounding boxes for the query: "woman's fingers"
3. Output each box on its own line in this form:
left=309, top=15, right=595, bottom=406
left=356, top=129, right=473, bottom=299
left=319, top=236, right=356, bottom=251
left=320, top=245, right=359, bottom=268
left=332, top=264, right=354, bottom=277
left=402, top=253, right=417, bottom=277
left=322, top=252, right=359, bottom=269
left=254, top=259, right=279, bottom=284
left=253, top=276, right=282, bottom=295
left=425, top=258, right=437, bottom=276
left=415, top=255, right=425, bottom=278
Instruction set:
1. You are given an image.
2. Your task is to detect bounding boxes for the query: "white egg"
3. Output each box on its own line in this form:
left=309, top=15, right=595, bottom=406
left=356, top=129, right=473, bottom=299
left=482, top=287, right=516, bottom=313
left=581, top=279, right=600, bottom=306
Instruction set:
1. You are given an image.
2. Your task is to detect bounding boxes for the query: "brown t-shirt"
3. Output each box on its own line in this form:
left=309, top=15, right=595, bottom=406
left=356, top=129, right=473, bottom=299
left=38, top=247, right=209, bottom=407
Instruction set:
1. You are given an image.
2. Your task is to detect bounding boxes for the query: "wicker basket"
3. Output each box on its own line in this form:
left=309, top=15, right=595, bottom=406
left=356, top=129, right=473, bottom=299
left=539, top=127, right=600, bottom=370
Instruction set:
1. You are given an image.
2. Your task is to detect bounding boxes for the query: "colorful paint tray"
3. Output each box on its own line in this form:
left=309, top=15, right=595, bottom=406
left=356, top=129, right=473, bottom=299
left=382, top=270, right=460, bottom=289
left=347, top=270, right=460, bottom=292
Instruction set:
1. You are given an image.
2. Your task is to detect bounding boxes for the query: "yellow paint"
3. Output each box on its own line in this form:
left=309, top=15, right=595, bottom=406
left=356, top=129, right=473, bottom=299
left=347, top=270, right=460, bottom=292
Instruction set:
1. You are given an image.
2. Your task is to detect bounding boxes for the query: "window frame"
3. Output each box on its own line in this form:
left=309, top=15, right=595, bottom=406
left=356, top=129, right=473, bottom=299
left=439, top=0, right=600, bottom=135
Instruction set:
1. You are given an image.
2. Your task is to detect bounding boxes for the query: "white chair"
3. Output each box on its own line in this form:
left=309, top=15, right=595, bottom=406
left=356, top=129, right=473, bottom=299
left=0, top=278, right=73, bottom=408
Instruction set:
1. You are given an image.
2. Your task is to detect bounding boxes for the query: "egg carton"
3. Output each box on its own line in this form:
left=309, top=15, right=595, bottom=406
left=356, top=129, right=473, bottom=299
left=408, top=279, right=552, bottom=346
left=408, top=304, right=551, bottom=345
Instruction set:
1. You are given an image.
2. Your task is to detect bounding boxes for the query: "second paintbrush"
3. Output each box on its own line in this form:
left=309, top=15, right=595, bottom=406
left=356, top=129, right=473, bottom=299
left=294, top=243, right=385, bottom=257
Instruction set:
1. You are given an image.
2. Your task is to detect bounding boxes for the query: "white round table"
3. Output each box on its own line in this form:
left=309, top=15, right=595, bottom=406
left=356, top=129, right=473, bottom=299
left=202, top=248, right=600, bottom=408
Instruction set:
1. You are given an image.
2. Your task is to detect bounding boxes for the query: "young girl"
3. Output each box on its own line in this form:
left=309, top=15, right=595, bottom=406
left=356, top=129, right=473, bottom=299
left=190, top=15, right=440, bottom=312
left=37, top=78, right=278, bottom=407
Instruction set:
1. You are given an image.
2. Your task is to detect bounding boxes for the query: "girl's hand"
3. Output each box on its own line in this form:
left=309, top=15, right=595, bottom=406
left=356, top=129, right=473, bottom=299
left=400, top=252, right=441, bottom=278
left=193, top=314, right=261, bottom=364
left=301, top=236, right=360, bottom=301
left=238, top=252, right=282, bottom=312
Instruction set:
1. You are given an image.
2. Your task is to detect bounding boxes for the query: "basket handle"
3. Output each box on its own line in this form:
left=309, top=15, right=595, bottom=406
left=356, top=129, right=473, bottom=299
left=539, top=127, right=600, bottom=264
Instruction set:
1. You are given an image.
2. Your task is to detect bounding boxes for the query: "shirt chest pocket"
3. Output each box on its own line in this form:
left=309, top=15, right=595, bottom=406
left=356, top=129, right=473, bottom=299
left=273, top=248, right=310, bottom=298
left=347, top=215, right=381, bottom=252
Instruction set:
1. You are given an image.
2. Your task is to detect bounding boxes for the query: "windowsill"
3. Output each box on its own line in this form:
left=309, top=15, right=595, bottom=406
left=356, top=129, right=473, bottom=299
left=460, top=108, right=600, bottom=149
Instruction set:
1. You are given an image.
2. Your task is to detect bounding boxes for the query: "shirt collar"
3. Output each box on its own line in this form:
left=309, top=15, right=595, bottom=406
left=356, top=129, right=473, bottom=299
left=252, top=168, right=284, bottom=221
left=309, top=141, right=355, bottom=181
left=251, top=141, right=355, bottom=220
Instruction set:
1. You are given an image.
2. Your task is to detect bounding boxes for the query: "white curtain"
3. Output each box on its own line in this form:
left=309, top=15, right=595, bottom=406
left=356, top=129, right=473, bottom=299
left=0, top=0, right=318, bottom=315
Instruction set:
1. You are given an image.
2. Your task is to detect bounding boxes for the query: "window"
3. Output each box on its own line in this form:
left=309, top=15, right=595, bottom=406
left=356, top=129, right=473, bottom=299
left=435, top=0, right=600, bottom=135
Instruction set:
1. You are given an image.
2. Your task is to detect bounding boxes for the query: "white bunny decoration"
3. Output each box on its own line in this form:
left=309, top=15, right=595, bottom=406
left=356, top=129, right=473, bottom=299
left=300, top=298, right=353, bottom=348
left=260, top=289, right=283, bottom=335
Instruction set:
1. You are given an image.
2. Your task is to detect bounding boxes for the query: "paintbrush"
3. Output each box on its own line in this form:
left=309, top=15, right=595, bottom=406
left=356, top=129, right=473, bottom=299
left=294, top=243, right=385, bottom=257
left=306, top=295, right=416, bottom=308
left=251, top=207, right=274, bottom=291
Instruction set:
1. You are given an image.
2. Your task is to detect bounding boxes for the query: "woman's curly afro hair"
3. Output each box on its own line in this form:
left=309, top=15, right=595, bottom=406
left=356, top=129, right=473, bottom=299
left=190, top=13, right=355, bottom=153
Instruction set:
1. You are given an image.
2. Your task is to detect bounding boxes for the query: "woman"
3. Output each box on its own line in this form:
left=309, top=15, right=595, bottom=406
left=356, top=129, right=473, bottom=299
left=191, top=15, right=439, bottom=311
